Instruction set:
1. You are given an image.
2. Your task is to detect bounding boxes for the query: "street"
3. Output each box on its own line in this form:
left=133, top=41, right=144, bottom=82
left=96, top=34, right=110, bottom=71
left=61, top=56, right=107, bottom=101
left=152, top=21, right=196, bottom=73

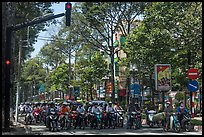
left=25, top=124, right=202, bottom=135
left=17, top=115, right=202, bottom=135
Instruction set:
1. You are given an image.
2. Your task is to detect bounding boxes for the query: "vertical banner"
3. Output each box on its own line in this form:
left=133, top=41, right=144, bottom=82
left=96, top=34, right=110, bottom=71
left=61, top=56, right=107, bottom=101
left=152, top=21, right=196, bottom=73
left=155, top=64, right=171, bottom=91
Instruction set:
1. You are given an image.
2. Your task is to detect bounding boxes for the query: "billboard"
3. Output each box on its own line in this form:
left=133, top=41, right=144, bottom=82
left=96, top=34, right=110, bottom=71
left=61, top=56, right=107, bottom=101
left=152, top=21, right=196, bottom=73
left=155, top=64, right=171, bottom=91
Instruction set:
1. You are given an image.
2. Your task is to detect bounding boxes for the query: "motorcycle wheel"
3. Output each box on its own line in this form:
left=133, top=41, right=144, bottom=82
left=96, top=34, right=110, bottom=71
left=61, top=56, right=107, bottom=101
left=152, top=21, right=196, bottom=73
left=185, top=122, right=191, bottom=132
left=112, top=120, right=115, bottom=129
left=174, top=122, right=181, bottom=133
left=137, top=120, right=141, bottom=129
left=149, top=122, right=153, bottom=128
left=82, top=119, right=86, bottom=130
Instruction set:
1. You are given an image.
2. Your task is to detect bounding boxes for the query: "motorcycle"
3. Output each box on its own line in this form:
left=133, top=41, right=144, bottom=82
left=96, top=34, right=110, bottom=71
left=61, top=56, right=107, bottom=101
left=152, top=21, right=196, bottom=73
left=94, top=112, right=102, bottom=130
left=116, top=110, right=124, bottom=127
left=135, top=111, right=142, bottom=129
left=19, top=106, right=25, bottom=115
left=108, top=111, right=116, bottom=129
left=180, top=112, right=191, bottom=132
left=163, top=113, right=181, bottom=133
left=71, top=111, right=78, bottom=129
left=49, top=109, right=59, bottom=132
left=34, top=110, right=40, bottom=123
left=25, top=112, right=34, bottom=125
left=40, top=109, right=47, bottom=125
left=102, top=111, right=108, bottom=128
left=127, top=111, right=137, bottom=129
left=79, top=112, right=87, bottom=130
left=60, top=112, right=71, bottom=130
left=146, top=110, right=162, bottom=127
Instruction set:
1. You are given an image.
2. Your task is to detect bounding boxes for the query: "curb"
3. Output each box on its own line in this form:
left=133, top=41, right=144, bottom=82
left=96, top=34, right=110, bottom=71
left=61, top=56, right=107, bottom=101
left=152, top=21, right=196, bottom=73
left=193, top=125, right=202, bottom=132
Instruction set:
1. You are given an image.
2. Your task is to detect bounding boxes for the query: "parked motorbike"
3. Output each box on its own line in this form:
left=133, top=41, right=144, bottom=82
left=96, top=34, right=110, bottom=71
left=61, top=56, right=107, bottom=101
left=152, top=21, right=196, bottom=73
left=180, top=112, right=191, bottom=132
left=49, top=109, right=59, bottom=132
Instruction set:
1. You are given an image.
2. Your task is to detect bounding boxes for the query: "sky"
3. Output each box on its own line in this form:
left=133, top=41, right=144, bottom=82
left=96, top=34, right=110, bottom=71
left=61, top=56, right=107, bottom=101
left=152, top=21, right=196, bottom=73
left=30, top=2, right=68, bottom=58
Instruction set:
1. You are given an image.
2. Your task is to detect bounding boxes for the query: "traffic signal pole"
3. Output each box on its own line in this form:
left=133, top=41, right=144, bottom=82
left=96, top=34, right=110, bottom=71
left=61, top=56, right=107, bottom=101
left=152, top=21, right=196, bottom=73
left=4, top=12, right=65, bottom=131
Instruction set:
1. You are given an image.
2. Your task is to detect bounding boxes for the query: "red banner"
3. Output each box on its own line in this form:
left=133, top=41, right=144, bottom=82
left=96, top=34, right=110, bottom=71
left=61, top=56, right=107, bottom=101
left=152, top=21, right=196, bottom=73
left=118, top=89, right=126, bottom=97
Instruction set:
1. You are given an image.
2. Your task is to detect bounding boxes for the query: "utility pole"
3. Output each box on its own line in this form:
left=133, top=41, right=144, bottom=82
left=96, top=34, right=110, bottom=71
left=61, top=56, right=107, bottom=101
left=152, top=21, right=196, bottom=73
left=15, top=35, right=22, bottom=125
left=68, top=45, right=72, bottom=99
left=4, top=13, right=65, bottom=131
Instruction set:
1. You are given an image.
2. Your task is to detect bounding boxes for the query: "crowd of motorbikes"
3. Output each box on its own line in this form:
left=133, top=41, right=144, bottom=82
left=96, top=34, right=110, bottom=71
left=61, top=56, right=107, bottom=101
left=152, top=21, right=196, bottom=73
left=18, top=102, right=192, bottom=133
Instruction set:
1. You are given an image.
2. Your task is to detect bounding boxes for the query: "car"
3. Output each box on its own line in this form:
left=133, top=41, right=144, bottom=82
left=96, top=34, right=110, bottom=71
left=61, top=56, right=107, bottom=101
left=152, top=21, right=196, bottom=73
left=90, top=100, right=107, bottom=107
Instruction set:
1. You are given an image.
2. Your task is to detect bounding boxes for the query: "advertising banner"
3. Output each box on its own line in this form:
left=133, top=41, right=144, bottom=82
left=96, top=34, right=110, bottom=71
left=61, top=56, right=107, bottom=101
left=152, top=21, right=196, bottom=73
left=155, top=64, right=171, bottom=91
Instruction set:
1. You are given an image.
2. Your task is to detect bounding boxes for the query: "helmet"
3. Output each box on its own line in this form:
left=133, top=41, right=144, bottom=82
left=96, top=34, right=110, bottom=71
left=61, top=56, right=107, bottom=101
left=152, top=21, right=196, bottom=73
left=63, top=102, right=67, bottom=105
left=109, top=101, right=112, bottom=104
left=166, top=101, right=170, bottom=104
left=20, top=102, right=24, bottom=105
left=89, top=102, right=92, bottom=105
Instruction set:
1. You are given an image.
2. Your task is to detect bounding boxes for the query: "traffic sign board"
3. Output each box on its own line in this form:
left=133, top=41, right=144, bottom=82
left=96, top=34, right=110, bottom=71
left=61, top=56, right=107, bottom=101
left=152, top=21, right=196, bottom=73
left=187, top=68, right=199, bottom=80
left=187, top=80, right=199, bottom=92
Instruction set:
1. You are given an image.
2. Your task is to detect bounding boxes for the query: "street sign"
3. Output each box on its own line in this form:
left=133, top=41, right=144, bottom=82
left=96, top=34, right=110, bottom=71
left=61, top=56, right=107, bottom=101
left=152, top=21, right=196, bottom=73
left=130, top=83, right=140, bottom=95
left=187, top=80, right=199, bottom=92
left=187, top=68, right=199, bottom=80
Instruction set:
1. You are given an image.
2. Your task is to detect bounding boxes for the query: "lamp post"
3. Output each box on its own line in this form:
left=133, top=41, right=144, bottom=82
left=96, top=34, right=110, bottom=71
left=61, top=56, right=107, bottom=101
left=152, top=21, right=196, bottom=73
left=130, top=63, right=138, bottom=105
left=85, top=80, right=89, bottom=101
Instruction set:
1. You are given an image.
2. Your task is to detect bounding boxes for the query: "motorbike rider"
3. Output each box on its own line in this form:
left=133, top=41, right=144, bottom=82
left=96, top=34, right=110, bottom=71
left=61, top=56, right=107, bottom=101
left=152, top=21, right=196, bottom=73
left=18, top=102, right=25, bottom=114
left=59, top=102, right=70, bottom=127
left=126, top=102, right=136, bottom=129
left=164, top=101, right=173, bottom=131
left=106, top=101, right=115, bottom=128
left=46, top=101, right=59, bottom=130
left=24, top=102, right=34, bottom=121
left=33, top=102, right=41, bottom=121
left=114, top=102, right=123, bottom=125
left=177, top=101, right=188, bottom=126
left=76, top=104, right=86, bottom=129
left=91, top=103, right=102, bottom=128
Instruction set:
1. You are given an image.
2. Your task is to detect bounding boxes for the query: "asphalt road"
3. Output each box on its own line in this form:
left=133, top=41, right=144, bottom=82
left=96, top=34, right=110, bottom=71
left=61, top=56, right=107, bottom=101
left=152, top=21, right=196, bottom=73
left=18, top=115, right=202, bottom=135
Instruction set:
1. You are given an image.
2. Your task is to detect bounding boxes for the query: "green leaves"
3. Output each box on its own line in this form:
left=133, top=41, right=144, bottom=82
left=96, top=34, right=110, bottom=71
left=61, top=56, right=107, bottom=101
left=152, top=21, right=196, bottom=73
left=125, top=2, right=202, bottom=89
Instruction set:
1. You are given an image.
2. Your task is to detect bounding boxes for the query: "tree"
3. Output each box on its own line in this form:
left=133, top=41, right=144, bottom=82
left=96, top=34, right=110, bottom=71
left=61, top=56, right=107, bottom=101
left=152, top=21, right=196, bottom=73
left=175, top=92, right=184, bottom=102
left=21, top=57, right=46, bottom=101
left=124, top=2, right=202, bottom=89
left=69, top=2, right=147, bottom=102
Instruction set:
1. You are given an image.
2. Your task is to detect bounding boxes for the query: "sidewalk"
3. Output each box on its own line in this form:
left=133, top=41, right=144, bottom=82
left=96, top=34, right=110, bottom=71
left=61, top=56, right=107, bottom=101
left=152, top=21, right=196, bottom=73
left=2, top=121, right=30, bottom=135
left=192, top=116, right=202, bottom=132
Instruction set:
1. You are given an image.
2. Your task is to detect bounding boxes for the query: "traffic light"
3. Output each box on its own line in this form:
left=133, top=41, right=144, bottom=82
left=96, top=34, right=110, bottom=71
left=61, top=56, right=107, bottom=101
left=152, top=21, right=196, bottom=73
left=65, top=2, right=72, bottom=26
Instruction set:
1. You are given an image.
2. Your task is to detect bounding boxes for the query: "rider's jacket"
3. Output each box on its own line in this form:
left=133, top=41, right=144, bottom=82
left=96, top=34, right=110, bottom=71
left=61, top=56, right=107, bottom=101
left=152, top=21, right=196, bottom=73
left=60, top=106, right=70, bottom=114
left=91, top=106, right=101, bottom=113
left=177, top=106, right=188, bottom=114
left=25, top=105, right=32, bottom=113
left=106, top=105, right=114, bottom=113
left=76, top=106, right=85, bottom=113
